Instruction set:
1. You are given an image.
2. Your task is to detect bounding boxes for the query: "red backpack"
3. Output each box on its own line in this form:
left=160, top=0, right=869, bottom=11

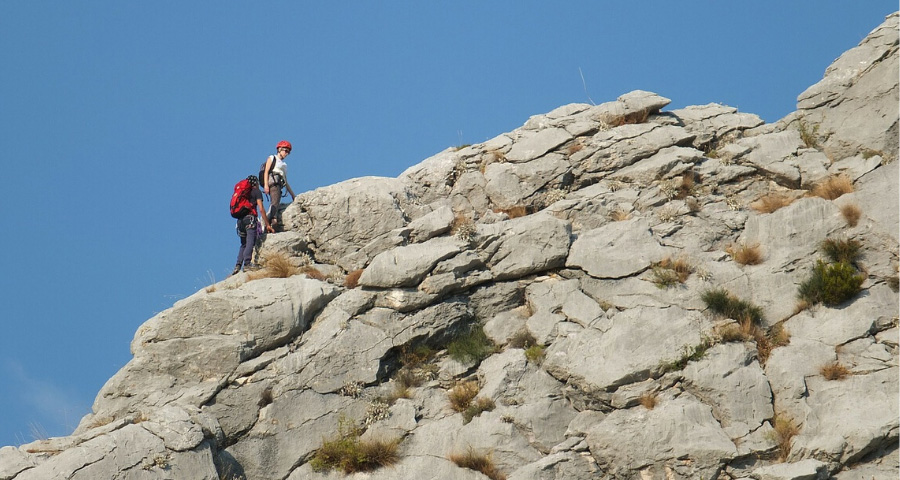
left=230, top=178, right=257, bottom=219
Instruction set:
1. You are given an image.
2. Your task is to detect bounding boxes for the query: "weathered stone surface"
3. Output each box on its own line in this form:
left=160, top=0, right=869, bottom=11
left=479, top=213, right=572, bottom=280
left=14, top=15, right=899, bottom=480
left=586, top=392, right=737, bottom=479
left=608, top=145, right=704, bottom=183
left=797, top=13, right=899, bottom=160
left=358, top=236, right=463, bottom=288
left=567, top=218, right=671, bottom=279
left=682, top=343, right=774, bottom=440
left=543, top=306, right=705, bottom=392
left=505, top=127, right=573, bottom=163
left=751, top=458, right=830, bottom=480
left=282, top=177, right=417, bottom=263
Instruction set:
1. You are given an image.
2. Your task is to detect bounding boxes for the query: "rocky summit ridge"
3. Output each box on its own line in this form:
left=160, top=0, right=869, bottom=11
left=2, top=13, right=898, bottom=480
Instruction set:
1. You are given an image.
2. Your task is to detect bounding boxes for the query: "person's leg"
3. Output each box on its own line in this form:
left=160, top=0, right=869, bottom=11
left=234, top=218, right=248, bottom=272
left=241, top=216, right=258, bottom=268
left=268, top=185, right=282, bottom=226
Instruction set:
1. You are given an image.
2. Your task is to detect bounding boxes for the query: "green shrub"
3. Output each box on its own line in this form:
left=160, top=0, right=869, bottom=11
left=524, top=344, right=545, bottom=365
left=701, top=288, right=765, bottom=325
left=821, top=238, right=862, bottom=265
left=798, top=260, right=865, bottom=306
left=448, top=327, right=496, bottom=364
left=659, top=338, right=713, bottom=373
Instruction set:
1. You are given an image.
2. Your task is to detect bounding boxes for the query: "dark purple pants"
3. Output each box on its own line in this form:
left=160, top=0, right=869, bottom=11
left=235, top=215, right=258, bottom=268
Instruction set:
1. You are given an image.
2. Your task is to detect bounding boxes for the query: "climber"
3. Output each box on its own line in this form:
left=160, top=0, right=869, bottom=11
left=260, top=140, right=297, bottom=231
left=232, top=175, right=274, bottom=275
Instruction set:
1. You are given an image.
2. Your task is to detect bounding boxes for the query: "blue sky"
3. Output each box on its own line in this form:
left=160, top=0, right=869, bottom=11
left=0, top=2, right=895, bottom=447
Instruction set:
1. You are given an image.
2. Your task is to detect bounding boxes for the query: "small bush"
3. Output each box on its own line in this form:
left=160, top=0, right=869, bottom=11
left=820, top=361, right=851, bottom=381
left=659, top=338, right=713, bottom=373
left=399, top=345, right=436, bottom=369
left=344, top=269, right=364, bottom=288
left=840, top=203, right=862, bottom=227
left=751, top=193, right=794, bottom=214
left=727, top=243, right=764, bottom=266
left=508, top=330, right=537, bottom=349
left=701, top=288, right=765, bottom=325
left=524, top=345, right=545, bottom=365
left=451, top=214, right=476, bottom=242
left=447, top=327, right=496, bottom=364
left=639, top=392, right=658, bottom=410
left=462, top=397, right=495, bottom=424
left=257, top=386, right=274, bottom=408
left=811, top=175, right=854, bottom=200
left=888, top=275, right=899, bottom=292
left=797, top=120, right=819, bottom=149
left=448, top=381, right=480, bottom=412
left=310, top=421, right=400, bottom=473
left=821, top=238, right=862, bottom=265
left=449, top=448, right=506, bottom=480
left=798, top=260, right=864, bottom=307
left=651, top=257, right=693, bottom=288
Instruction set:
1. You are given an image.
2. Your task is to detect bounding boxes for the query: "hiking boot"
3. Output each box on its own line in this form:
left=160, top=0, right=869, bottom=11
left=245, top=263, right=263, bottom=271
left=231, top=265, right=242, bottom=276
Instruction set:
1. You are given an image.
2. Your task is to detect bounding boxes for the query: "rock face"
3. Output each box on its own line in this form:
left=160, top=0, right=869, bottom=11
left=4, top=13, right=898, bottom=480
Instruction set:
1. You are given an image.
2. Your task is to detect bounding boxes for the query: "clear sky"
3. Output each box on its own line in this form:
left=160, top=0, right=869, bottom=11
left=1, top=2, right=896, bottom=447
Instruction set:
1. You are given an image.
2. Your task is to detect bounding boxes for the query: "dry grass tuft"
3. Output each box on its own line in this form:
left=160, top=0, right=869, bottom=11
left=494, top=205, right=528, bottom=219
left=811, top=175, right=854, bottom=200
left=609, top=209, right=631, bottom=221
left=344, top=269, right=364, bottom=289
left=246, top=252, right=301, bottom=280
left=751, top=193, right=795, bottom=214
left=820, top=361, right=851, bottom=381
left=651, top=256, right=693, bottom=288
left=566, top=143, right=585, bottom=155
left=300, top=265, right=327, bottom=281
left=449, top=448, right=506, bottom=480
left=771, top=415, right=799, bottom=461
left=839, top=203, right=862, bottom=227
left=639, top=392, right=658, bottom=410
left=727, top=243, right=764, bottom=266
left=448, top=381, right=480, bottom=413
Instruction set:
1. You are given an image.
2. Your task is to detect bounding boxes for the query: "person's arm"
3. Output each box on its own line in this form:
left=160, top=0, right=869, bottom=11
left=257, top=198, right=274, bottom=233
left=285, top=179, right=296, bottom=199
left=263, top=156, right=273, bottom=195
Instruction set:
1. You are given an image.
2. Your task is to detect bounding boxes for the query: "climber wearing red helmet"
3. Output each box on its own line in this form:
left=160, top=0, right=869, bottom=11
left=260, top=140, right=297, bottom=230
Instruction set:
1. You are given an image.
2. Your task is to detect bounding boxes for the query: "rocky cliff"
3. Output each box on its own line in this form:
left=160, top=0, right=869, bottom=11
left=2, top=13, right=897, bottom=480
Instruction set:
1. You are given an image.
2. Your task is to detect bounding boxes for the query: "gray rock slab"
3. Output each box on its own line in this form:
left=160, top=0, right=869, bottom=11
left=586, top=392, right=737, bottom=479
left=358, top=236, right=463, bottom=288
left=479, top=213, right=572, bottom=280
left=751, top=458, right=830, bottom=480
left=505, top=127, right=573, bottom=163
left=791, top=367, right=899, bottom=465
left=508, top=451, right=598, bottom=480
left=609, top=146, right=704, bottom=183
left=484, top=153, right=570, bottom=208
left=682, top=343, right=774, bottom=440
left=543, top=306, right=705, bottom=392
left=567, top=218, right=671, bottom=279
left=282, top=176, right=416, bottom=264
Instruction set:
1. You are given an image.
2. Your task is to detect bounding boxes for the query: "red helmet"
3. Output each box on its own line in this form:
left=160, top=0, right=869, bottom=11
left=276, top=140, right=292, bottom=152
